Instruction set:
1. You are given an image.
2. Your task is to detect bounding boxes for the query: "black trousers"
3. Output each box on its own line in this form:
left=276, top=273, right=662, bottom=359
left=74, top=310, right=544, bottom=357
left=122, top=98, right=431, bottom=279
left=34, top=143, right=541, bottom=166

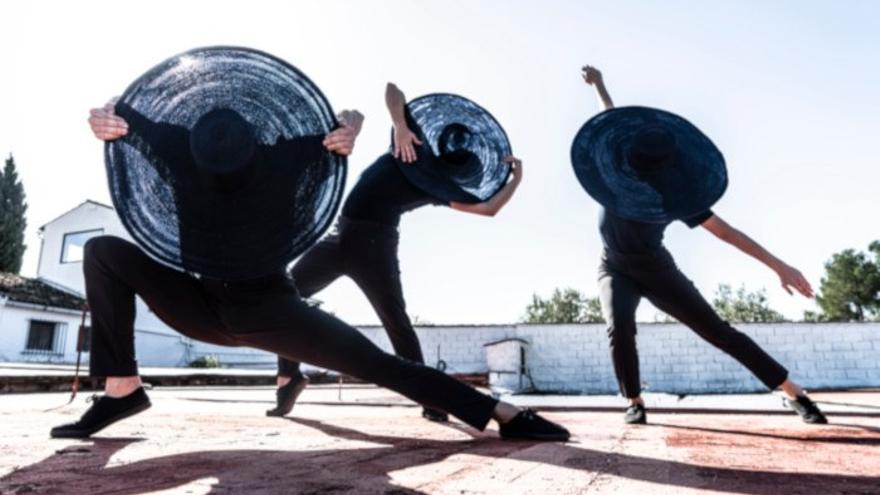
left=277, top=217, right=423, bottom=377
left=597, top=249, right=789, bottom=398
left=83, top=236, right=497, bottom=430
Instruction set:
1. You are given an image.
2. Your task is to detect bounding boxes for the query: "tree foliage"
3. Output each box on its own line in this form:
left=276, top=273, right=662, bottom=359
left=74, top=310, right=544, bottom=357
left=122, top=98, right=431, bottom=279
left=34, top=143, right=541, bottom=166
left=712, top=284, right=786, bottom=323
left=810, top=242, right=880, bottom=321
left=522, top=287, right=604, bottom=324
left=0, top=154, right=28, bottom=273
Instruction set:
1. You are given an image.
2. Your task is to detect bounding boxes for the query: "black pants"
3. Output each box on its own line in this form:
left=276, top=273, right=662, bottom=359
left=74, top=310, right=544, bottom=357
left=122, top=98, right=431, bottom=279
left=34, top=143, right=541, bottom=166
left=277, top=217, right=423, bottom=377
left=83, top=236, right=497, bottom=430
left=597, top=249, right=788, bottom=398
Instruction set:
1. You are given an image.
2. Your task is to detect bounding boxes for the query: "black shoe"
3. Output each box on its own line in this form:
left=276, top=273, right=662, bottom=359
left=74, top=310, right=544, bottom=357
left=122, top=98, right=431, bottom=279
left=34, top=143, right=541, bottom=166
left=422, top=407, right=449, bottom=423
left=785, top=395, right=828, bottom=424
left=499, top=409, right=570, bottom=441
left=624, top=404, right=647, bottom=424
left=50, top=387, right=151, bottom=439
left=266, top=375, right=309, bottom=417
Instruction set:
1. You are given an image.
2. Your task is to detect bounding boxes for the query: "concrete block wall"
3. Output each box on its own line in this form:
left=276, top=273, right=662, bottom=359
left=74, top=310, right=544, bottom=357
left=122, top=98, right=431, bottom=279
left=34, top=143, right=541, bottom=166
left=347, top=322, right=880, bottom=394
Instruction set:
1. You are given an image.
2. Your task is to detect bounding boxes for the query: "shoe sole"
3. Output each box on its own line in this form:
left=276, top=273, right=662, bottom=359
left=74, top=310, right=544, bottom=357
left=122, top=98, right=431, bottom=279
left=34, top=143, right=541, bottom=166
left=266, top=378, right=309, bottom=417
left=50, top=401, right=152, bottom=439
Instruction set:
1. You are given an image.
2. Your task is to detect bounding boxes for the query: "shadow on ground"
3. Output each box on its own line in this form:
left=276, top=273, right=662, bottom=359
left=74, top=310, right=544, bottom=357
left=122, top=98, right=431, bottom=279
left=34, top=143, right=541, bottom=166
left=2, top=417, right=879, bottom=494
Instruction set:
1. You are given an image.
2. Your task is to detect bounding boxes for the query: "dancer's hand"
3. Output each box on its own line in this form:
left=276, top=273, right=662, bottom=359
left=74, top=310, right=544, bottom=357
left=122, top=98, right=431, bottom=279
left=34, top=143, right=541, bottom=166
left=504, top=155, right=523, bottom=183
left=776, top=264, right=814, bottom=298
left=581, top=65, right=603, bottom=86
left=324, top=110, right=364, bottom=156
left=88, top=100, right=128, bottom=141
left=393, top=125, right=423, bottom=164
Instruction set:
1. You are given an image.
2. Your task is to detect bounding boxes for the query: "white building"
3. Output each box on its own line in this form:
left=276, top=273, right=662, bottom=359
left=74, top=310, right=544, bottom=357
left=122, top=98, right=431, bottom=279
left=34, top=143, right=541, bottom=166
left=0, top=272, right=87, bottom=364
left=0, top=200, right=274, bottom=368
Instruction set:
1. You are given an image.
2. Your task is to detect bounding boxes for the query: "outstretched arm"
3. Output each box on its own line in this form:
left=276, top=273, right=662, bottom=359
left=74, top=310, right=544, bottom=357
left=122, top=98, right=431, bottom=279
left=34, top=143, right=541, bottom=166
left=582, top=65, right=614, bottom=111
left=450, top=156, right=523, bottom=217
left=700, top=214, right=814, bottom=297
left=385, top=82, right=422, bottom=163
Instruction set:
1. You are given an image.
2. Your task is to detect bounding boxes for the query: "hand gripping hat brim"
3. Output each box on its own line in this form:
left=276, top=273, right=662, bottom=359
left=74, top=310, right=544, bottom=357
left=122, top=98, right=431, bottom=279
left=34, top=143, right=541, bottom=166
left=105, top=46, right=345, bottom=279
left=394, top=93, right=511, bottom=204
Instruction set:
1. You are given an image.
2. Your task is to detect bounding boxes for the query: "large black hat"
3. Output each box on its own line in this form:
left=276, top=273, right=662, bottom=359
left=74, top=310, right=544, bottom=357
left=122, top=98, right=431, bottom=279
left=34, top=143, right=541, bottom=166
left=394, top=93, right=511, bottom=203
left=105, top=46, right=345, bottom=280
left=571, top=106, right=727, bottom=223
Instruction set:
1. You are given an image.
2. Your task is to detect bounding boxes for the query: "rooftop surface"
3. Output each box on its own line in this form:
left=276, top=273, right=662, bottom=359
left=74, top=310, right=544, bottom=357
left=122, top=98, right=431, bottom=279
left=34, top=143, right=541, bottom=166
left=0, top=272, right=86, bottom=311
left=1, top=386, right=878, bottom=494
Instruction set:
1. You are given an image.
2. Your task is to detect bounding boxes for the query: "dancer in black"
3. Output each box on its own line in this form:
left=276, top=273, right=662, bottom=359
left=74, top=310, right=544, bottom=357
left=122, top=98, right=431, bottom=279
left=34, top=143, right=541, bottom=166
left=270, top=83, right=523, bottom=422
left=578, top=65, right=827, bottom=425
left=48, top=48, right=568, bottom=442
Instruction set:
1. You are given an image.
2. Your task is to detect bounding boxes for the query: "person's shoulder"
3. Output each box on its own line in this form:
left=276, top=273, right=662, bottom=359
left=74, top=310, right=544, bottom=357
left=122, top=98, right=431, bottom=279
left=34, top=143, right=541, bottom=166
left=682, top=209, right=714, bottom=228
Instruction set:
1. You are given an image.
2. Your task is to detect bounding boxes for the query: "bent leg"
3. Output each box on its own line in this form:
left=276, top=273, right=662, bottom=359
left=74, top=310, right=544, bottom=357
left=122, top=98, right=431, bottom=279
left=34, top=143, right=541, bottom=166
left=83, top=236, right=229, bottom=377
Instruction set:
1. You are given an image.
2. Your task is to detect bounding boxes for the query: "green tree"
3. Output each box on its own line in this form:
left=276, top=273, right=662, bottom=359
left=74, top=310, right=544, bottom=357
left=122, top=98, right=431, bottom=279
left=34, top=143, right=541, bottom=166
left=522, top=288, right=604, bottom=323
left=810, top=242, right=880, bottom=321
left=0, top=154, right=28, bottom=273
left=712, top=284, right=786, bottom=323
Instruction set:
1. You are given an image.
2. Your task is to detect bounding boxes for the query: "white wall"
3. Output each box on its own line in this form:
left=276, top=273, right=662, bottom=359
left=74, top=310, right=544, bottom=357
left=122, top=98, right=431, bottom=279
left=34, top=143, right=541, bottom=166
left=38, top=202, right=198, bottom=340
left=0, top=304, right=84, bottom=364
left=37, top=202, right=128, bottom=294
left=386, top=323, right=880, bottom=394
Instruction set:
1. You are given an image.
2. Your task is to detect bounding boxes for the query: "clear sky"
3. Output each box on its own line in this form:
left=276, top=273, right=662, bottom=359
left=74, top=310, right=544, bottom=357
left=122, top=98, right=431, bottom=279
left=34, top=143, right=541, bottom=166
left=1, top=1, right=878, bottom=325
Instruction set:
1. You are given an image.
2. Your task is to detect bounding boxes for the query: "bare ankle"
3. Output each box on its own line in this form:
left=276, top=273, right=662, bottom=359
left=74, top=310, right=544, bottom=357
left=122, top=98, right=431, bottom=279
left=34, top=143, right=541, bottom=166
left=105, top=376, right=142, bottom=398
left=628, top=397, right=644, bottom=406
left=492, top=401, right=521, bottom=424
left=779, top=379, right=805, bottom=400
left=277, top=376, right=292, bottom=387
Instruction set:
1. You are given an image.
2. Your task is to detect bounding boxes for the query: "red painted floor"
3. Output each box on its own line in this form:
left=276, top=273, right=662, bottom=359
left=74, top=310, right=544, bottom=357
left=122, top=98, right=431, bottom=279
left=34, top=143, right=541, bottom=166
left=1, top=387, right=878, bottom=494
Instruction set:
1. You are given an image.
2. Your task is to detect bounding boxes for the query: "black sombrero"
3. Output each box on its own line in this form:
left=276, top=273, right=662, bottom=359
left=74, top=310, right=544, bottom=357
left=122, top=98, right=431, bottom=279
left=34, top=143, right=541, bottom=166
left=394, top=93, right=511, bottom=203
left=571, top=106, right=727, bottom=223
left=105, top=46, right=345, bottom=280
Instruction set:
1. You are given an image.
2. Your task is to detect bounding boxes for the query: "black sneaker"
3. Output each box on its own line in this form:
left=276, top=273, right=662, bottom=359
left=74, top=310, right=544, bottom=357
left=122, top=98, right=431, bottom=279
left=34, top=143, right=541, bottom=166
left=624, top=404, right=647, bottom=424
left=266, top=375, right=309, bottom=417
left=785, top=395, right=828, bottom=424
left=50, top=387, right=151, bottom=439
left=499, top=409, right=570, bottom=441
left=422, top=407, right=449, bottom=423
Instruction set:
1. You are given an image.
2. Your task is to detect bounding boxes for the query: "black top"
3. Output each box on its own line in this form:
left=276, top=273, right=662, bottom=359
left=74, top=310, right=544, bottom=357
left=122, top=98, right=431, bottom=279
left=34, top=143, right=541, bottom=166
left=599, top=208, right=714, bottom=256
left=341, top=153, right=447, bottom=226
left=115, top=104, right=324, bottom=276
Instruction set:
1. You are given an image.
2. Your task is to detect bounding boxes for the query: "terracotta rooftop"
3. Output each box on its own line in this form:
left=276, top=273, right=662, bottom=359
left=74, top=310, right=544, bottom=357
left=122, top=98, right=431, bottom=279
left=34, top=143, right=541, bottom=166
left=0, top=273, right=85, bottom=311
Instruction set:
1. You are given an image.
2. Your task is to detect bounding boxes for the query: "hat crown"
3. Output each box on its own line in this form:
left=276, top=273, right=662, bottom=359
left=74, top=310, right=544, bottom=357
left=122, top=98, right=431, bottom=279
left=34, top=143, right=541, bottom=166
left=189, top=108, right=257, bottom=174
left=438, top=123, right=473, bottom=157
left=629, top=127, right=677, bottom=169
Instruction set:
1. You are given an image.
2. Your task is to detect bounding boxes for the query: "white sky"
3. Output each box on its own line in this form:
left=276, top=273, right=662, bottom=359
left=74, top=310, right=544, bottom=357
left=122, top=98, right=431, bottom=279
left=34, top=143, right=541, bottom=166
left=1, top=0, right=878, bottom=324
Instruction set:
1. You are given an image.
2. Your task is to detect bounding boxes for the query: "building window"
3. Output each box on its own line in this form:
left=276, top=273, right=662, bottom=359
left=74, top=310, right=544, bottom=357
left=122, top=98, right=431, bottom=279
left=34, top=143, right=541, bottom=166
left=25, top=320, right=67, bottom=354
left=60, top=229, right=103, bottom=263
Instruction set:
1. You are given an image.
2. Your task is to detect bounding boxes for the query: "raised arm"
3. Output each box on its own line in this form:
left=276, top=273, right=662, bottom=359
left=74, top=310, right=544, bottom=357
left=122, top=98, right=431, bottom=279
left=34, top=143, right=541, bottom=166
left=385, top=82, right=423, bottom=163
left=450, top=156, right=523, bottom=217
left=89, top=99, right=189, bottom=182
left=582, top=65, right=614, bottom=111
left=700, top=214, right=814, bottom=298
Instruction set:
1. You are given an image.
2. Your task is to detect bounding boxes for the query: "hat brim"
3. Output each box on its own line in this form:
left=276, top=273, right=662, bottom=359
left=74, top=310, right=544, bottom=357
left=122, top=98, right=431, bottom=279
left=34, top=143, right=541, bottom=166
left=394, top=93, right=511, bottom=204
left=570, top=106, right=727, bottom=223
left=105, top=46, right=345, bottom=279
